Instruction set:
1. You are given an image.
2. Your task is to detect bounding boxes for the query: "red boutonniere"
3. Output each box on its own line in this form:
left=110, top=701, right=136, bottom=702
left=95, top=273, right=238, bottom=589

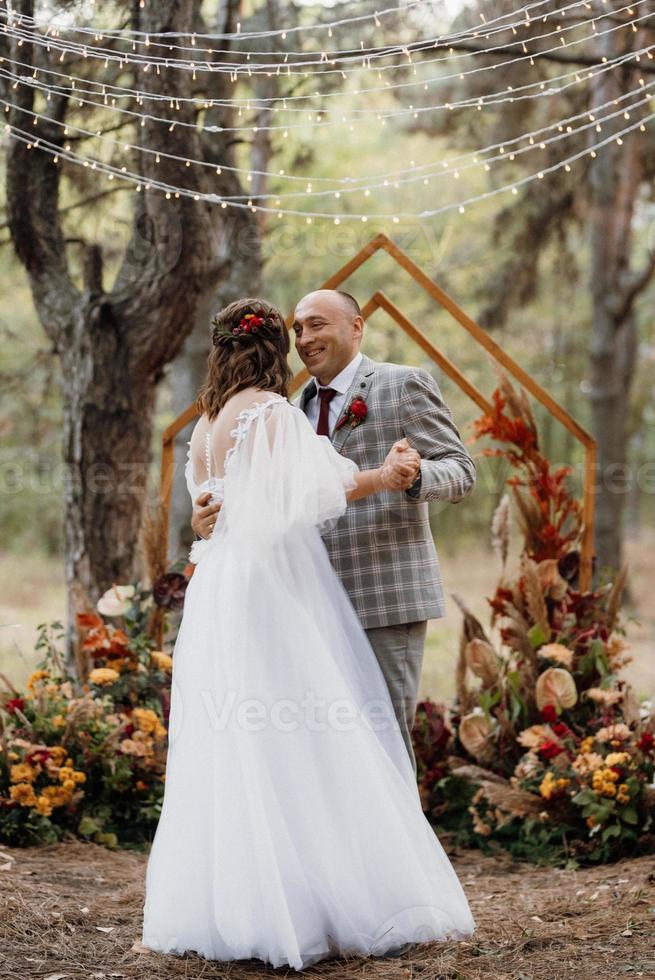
left=335, top=396, right=368, bottom=431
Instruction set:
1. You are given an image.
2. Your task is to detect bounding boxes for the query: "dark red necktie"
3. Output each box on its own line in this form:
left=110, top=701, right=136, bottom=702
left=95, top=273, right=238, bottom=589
left=317, top=387, right=337, bottom=437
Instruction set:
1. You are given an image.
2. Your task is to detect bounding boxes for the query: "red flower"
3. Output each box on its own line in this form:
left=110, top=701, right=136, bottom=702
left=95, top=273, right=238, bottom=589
left=637, top=731, right=654, bottom=753
left=541, top=704, right=558, bottom=724
left=5, top=697, right=24, bottom=714
left=350, top=398, right=368, bottom=420
left=551, top=722, right=569, bottom=738
left=538, top=739, right=565, bottom=760
left=335, top=397, right=368, bottom=431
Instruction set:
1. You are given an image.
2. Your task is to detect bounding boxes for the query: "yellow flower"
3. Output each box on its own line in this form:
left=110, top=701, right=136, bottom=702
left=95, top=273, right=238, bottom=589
left=150, top=651, right=173, bottom=673
left=605, top=752, right=630, bottom=768
left=132, top=707, right=160, bottom=735
left=42, top=785, right=72, bottom=806
left=580, top=736, right=594, bottom=753
left=52, top=714, right=66, bottom=728
left=26, top=669, right=50, bottom=692
left=89, top=667, right=120, bottom=686
left=540, top=772, right=556, bottom=800
left=73, top=770, right=86, bottom=784
left=540, top=772, right=570, bottom=800
left=34, top=795, right=53, bottom=817
left=58, top=766, right=74, bottom=783
left=10, top=763, right=37, bottom=784
left=9, top=783, right=37, bottom=806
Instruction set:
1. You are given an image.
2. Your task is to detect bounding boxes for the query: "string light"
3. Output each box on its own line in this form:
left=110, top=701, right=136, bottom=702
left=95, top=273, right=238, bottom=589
left=4, top=10, right=650, bottom=119
left=4, top=75, right=651, bottom=205
left=1, top=15, right=649, bottom=142
left=1, top=0, right=645, bottom=80
left=0, top=0, right=596, bottom=64
left=3, top=108, right=652, bottom=224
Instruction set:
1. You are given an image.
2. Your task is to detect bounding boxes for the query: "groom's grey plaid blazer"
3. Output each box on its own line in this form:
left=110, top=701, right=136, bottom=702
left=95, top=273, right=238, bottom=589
left=298, top=354, right=476, bottom=629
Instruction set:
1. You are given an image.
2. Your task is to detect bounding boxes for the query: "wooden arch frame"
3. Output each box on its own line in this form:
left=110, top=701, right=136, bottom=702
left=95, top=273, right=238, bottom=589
left=160, top=232, right=596, bottom=589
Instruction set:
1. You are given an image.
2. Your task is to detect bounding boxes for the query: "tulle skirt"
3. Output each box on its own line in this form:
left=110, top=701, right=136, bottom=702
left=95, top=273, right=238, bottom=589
left=141, top=525, right=475, bottom=970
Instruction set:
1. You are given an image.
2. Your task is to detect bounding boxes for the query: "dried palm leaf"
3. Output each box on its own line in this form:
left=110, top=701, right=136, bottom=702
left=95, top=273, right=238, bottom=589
left=498, top=372, right=525, bottom=421
left=491, top=493, right=511, bottom=570
left=477, top=780, right=543, bottom=820
left=516, top=384, right=539, bottom=445
left=511, top=485, right=543, bottom=552
left=451, top=592, right=491, bottom=713
left=605, top=562, right=629, bottom=633
left=521, top=554, right=551, bottom=638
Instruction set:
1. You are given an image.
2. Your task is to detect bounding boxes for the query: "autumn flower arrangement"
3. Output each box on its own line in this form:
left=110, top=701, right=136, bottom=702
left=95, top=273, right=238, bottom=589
left=0, top=561, right=191, bottom=847
left=412, top=374, right=655, bottom=864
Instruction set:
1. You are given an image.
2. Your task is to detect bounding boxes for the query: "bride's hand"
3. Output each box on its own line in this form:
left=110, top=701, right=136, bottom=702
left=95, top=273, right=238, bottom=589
left=192, top=491, right=222, bottom=539
left=379, top=439, right=421, bottom=491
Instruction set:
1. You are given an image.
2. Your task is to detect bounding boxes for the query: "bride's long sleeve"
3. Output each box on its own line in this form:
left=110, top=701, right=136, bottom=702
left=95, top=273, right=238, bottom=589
left=221, top=398, right=358, bottom=551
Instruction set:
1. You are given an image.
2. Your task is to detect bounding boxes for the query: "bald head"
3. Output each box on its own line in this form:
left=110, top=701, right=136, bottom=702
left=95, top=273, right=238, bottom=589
left=293, top=289, right=364, bottom=385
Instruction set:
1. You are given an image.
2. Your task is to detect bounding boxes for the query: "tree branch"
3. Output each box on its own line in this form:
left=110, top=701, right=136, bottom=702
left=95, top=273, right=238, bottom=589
left=613, top=249, right=655, bottom=322
left=5, top=0, right=79, bottom=345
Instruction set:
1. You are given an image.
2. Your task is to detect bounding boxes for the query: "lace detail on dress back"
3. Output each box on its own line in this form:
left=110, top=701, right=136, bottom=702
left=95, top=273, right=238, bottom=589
left=223, top=395, right=286, bottom=477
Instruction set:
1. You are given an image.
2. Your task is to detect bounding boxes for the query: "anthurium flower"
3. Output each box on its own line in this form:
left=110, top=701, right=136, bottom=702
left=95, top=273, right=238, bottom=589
left=535, top=667, right=578, bottom=711
left=97, top=584, right=135, bottom=617
left=465, top=638, right=500, bottom=687
left=459, top=711, right=494, bottom=760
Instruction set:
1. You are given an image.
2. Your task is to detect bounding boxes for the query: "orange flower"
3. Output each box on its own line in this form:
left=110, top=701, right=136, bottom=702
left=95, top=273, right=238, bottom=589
left=77, top=612, right=104, bottom=630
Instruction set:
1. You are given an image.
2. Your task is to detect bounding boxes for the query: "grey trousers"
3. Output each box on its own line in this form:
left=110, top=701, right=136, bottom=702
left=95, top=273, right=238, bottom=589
left=364, top=621, right=428, bottom=775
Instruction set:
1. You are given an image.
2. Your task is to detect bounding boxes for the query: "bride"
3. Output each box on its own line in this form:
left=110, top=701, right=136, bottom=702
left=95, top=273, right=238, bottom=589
left=141, top=298, right=475, bottom=969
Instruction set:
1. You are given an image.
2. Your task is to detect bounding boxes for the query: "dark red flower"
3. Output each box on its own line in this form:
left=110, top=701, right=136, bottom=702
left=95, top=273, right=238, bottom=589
left=153, top=572, right=188, bottom=610
left=335, top=397, right=369, bottom=431
left=538, top=739, right=565, bottom=760
left=350, top=398, right=368, bottom=420
left=541, top=704, right=558, bottom=724
left=5, top=697, right=24, bottom=714
left=637, top=732, right=654, bottom=753
left=551, top=722, right=569, bottom=738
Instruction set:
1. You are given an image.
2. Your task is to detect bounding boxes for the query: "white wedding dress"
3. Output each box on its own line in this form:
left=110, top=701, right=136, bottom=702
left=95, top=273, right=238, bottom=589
left=141, top=393, right=475, bottom=970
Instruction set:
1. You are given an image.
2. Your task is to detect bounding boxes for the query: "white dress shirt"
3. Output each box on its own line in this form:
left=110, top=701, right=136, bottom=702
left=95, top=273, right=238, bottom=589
left=305, top=351, right=363, bottom=437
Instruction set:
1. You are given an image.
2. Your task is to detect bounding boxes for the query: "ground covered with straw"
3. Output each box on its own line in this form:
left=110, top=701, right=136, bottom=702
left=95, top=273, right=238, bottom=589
left=1, top=839, right=654, bottom=980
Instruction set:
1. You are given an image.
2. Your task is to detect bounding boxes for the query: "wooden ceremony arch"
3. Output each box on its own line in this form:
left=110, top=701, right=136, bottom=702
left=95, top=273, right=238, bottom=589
left=160, top=232, right=596, bottom=590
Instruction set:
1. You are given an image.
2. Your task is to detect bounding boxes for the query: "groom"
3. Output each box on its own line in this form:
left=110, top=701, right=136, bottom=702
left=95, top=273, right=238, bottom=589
left=192, top=290, right=476, bottom=772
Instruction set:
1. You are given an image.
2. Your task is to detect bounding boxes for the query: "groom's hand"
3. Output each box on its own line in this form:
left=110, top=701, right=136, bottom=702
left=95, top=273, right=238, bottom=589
left=191, top=491, right=222, bottom=540
left=380, top=439, right=421, bottom=491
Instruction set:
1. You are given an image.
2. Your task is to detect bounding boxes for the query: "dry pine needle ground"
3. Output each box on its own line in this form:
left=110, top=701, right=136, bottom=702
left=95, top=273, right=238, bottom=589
left=1, top=839, right=654, bottom=980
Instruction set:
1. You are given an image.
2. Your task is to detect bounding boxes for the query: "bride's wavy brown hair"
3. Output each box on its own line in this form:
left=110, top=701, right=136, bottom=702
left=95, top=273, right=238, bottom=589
left=196, top=297, right=293, bottom=420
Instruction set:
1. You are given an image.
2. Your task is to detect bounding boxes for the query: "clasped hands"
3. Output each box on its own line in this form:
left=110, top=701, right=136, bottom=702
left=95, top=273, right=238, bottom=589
left=191, top=438, right=421, bottom=541
left=378, top=438, right=421, bottom=492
